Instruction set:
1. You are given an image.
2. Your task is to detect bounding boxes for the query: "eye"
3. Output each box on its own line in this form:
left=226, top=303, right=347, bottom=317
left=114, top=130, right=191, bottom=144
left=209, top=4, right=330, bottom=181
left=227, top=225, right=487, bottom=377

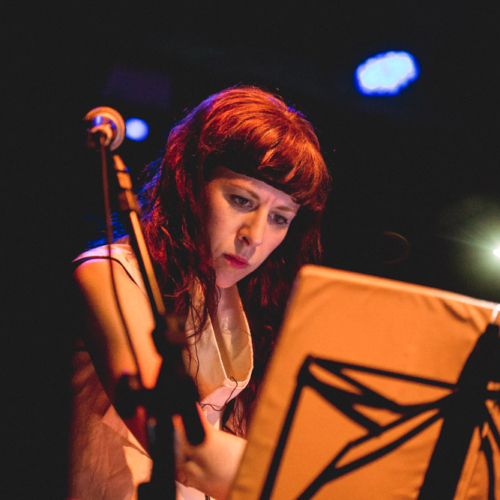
left=231, top=195, right=252, bottom=208
left=270, top=213, right=289, bottom=226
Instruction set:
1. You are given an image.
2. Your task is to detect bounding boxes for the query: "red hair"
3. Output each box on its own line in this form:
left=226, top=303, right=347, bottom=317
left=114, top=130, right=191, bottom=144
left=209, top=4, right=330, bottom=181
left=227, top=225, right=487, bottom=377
left=140, top=86, right=331, bottom=431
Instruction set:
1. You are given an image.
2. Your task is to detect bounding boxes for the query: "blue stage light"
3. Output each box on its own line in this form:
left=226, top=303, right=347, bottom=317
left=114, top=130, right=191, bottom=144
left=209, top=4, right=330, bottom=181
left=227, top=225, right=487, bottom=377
left=125, top=118, right=149, bottom=141
left=356, top=51, right=419, bottom=95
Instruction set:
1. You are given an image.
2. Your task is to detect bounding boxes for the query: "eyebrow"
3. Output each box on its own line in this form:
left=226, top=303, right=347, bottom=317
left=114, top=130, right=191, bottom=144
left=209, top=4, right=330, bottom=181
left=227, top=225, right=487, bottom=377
left=230, top=182, right=298, bottom=214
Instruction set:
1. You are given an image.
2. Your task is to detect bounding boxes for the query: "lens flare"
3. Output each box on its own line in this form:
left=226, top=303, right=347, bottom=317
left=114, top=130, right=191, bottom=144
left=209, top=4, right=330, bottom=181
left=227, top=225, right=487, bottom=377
left=356, top=51, right=419, bottom=95
left=125, top=118, right=149, bottom=141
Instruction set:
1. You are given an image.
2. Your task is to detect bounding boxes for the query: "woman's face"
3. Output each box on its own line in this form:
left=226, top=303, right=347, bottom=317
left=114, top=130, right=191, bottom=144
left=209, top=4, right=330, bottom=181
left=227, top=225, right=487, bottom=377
left=204, top=166, right=300, bottom=289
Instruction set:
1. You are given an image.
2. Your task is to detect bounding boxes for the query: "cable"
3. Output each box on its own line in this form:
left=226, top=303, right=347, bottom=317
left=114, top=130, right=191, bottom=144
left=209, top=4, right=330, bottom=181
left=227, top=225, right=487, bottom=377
left=100, top=139, right=143, bottom=388
left=201, top=377, right=240, bottom=413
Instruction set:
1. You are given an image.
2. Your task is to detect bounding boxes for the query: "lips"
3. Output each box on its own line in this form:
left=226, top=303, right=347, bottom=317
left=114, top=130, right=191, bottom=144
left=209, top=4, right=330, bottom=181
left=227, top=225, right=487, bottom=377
left=223, top=254, right=249, bottom=269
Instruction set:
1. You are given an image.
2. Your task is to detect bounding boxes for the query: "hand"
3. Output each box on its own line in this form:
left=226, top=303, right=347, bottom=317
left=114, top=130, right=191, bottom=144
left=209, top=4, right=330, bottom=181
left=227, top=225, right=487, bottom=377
left=173, top=404, right=246, bottom=500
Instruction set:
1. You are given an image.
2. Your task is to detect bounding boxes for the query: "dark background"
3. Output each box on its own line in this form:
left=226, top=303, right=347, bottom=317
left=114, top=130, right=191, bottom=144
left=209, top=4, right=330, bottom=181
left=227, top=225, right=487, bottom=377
left=6, top=1, right=499, bottom=497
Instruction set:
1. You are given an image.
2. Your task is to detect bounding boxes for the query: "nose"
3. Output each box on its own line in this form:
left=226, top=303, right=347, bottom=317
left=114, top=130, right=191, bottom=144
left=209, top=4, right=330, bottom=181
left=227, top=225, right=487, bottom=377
left=237, top=211, right=266, bottom=247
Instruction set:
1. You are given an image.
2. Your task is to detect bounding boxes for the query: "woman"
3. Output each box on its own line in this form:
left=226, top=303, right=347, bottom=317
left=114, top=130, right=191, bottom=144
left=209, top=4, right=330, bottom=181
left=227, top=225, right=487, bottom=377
left=69, top=86, right=331, bottom=499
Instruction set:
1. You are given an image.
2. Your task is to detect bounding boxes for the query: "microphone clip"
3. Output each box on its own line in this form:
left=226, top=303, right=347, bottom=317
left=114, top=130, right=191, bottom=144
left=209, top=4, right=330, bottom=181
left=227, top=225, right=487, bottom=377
left=84, top=106, right=126, bottom=151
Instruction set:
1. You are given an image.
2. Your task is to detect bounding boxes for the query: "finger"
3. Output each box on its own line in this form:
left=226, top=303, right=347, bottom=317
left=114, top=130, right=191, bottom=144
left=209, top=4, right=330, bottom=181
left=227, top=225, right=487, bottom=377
left=196, top=403, right=211, bottom=429
left=172, top=413, right=187, bottom=439
left=172, top=413, right=190, bottom=461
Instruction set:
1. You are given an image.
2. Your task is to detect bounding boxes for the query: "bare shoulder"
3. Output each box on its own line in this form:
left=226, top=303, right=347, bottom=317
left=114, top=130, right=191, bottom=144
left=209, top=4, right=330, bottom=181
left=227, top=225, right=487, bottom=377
left=74, top=258, right=161, bottom=395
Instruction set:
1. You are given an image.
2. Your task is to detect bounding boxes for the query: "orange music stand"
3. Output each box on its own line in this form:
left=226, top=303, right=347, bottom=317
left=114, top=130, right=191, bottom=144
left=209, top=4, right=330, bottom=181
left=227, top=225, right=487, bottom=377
left=230, top=266, right=500, bottom=499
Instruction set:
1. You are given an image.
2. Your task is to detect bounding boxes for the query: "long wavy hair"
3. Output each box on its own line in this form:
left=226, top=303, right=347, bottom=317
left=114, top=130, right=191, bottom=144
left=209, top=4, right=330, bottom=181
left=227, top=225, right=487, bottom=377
left=140, top=86, right=331, bottom=432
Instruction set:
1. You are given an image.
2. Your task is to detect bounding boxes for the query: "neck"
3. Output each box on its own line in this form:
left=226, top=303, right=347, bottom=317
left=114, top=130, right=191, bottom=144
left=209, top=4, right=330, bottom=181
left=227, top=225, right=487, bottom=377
left=217, top=284, right=239, bottom=315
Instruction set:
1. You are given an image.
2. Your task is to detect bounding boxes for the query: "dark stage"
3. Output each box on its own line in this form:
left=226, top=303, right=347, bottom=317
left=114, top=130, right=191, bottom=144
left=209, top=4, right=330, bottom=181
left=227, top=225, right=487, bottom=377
left=5, top=2, right=499, bottom=497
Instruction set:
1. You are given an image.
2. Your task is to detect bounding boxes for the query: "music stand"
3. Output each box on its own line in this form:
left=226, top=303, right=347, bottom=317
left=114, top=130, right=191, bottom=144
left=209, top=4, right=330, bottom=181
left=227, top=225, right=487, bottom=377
left=229, top=266, right=500, bottom=499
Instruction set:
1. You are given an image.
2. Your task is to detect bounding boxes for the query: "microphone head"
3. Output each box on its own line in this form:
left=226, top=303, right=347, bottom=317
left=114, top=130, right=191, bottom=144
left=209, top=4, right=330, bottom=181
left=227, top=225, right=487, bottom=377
left=84, top=106, right=126, bottom=151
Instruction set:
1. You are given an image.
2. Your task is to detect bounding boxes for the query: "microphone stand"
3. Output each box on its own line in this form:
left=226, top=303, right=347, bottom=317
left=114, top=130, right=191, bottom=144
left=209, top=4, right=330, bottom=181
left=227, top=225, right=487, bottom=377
left=90, top=130, right=205, bottom=499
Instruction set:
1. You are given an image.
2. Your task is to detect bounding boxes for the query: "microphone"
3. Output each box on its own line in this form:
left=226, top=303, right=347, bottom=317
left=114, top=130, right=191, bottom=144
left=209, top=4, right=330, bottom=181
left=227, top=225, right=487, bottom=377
left=84, top=106, right=126, bottom=151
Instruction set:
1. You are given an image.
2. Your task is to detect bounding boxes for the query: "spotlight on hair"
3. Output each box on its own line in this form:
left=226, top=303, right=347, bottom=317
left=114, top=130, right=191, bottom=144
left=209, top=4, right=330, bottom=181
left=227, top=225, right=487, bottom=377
left=125, top=118, right=149, bottom=141
left=355, top=51, right=419, bottom=95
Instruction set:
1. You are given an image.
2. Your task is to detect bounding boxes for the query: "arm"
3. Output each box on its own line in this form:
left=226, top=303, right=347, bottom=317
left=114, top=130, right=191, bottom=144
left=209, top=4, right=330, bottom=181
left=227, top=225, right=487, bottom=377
left=74, top=258, right=162, bottom=447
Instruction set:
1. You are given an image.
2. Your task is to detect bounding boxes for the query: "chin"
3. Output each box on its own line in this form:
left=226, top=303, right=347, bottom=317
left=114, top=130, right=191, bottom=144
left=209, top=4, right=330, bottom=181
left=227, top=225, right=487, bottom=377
left=216, top=271, right=247, bottom=289
left=216, top=279, right=238, bottom=289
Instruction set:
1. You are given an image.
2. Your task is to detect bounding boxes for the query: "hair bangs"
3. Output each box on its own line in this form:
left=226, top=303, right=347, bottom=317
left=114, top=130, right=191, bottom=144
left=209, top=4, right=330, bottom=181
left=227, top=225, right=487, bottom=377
left=255, top=137, right=329, bottom=211
left=199, top=95, right=330, bottom=212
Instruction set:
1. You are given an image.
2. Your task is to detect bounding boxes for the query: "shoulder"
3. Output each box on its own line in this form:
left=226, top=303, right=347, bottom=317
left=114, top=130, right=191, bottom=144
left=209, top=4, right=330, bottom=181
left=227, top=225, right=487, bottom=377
left=72, top=244, right=150, bottom=326
left=73, top=243, right=146, bottom=293
left=72, top=244, right=160, bottom=391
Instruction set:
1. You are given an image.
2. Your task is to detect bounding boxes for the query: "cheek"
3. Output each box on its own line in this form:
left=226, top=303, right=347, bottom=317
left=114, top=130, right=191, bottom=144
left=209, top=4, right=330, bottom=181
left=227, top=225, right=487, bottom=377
left=206, top=203, right=234, bottom=246
left=204, top=190, right=223, bottom=230
left=206, top=215, right=222, bottom=248
left=261, top=231, right=288, bottom=261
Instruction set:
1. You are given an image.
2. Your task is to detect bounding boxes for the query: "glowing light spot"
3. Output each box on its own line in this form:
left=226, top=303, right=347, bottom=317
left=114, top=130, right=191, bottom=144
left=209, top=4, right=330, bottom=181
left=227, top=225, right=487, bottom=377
left=356, top=51, right=419, bottom=95
left=493, top=247, right=500, bottom=258
left=125, top=118, right=149, bottom=141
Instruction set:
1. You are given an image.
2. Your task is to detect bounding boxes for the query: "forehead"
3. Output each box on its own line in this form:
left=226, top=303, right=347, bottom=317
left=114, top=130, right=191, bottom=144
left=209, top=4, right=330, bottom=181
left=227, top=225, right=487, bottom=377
left=209, top=166, right=301, bottom=210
